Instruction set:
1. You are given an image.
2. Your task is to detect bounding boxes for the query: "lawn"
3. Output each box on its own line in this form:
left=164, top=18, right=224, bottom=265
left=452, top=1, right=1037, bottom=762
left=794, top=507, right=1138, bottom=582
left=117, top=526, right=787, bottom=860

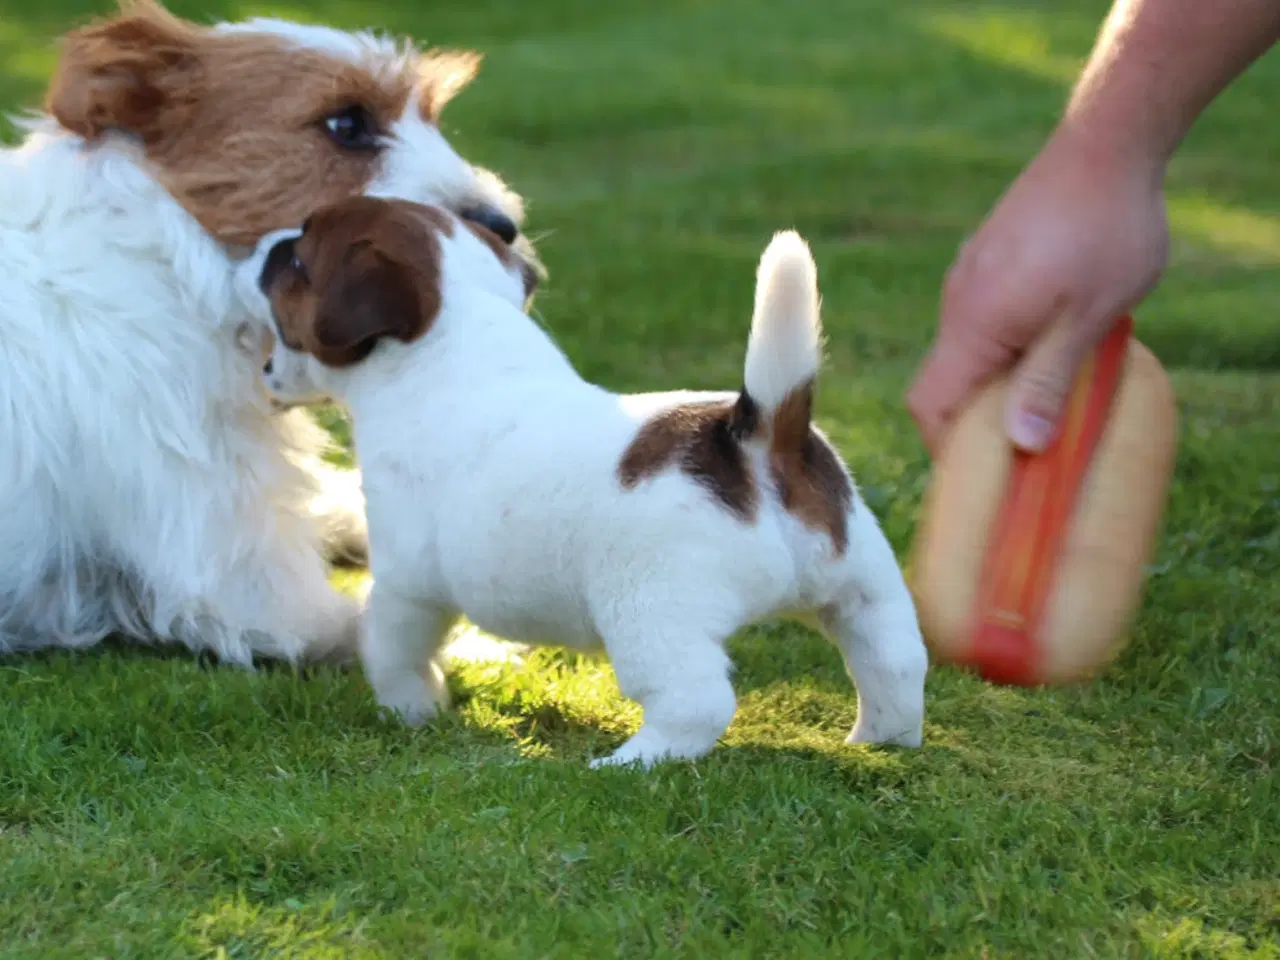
left=2, top=0, right=1278, bottom=956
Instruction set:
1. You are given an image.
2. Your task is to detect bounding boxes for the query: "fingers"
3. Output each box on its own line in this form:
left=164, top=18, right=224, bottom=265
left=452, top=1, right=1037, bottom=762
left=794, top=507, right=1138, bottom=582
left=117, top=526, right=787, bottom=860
left=906, top=331, right=1006, bottom=457
left=1004, top=310, right=1111, bottom=453
left=906, top=253, right=1024, bottom=457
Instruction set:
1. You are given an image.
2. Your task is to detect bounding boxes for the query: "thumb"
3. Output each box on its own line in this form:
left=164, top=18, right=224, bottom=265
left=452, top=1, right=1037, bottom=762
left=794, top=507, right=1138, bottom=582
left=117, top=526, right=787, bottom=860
left=1005, top=312, right=1103, bottom=452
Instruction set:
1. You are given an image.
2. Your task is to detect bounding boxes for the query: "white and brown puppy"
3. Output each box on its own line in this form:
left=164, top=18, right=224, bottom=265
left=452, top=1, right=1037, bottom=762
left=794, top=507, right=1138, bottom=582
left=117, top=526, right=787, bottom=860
left=241, top=197, right=927, bottom=767
left=0, top=0, right=533, bottom=663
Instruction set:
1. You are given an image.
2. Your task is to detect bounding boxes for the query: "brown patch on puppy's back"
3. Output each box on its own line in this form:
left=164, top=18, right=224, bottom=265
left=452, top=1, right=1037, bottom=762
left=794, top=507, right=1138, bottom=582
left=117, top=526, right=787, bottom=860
left=618, top=395, right=760, bottom=521
left=768, top=380, right=853, bottom=554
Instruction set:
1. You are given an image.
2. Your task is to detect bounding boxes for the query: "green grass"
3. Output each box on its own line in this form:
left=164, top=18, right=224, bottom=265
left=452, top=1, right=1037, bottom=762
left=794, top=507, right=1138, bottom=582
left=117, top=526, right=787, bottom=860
left=2, top=0, right=1278, bottom=956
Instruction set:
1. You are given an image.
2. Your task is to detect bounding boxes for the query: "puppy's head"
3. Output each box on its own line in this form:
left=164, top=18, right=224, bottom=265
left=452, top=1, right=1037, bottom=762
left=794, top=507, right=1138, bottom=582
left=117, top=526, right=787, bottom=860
left=253, top=196, right=533, bottom=402
left=46, top=0, right=533, bottom=265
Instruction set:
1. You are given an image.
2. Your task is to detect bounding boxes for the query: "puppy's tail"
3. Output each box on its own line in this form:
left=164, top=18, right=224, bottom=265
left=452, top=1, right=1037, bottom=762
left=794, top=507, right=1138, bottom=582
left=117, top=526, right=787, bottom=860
left=740, top=231, right=823, bottom=441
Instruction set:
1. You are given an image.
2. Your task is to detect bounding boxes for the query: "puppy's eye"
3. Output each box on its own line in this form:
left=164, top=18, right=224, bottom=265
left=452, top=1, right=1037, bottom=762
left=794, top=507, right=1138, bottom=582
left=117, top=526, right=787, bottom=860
left=289, top=254, right=308, bottom=283
left=323, top=105, right=379, bottom=151
left=263, top=358, right=274, bottom=375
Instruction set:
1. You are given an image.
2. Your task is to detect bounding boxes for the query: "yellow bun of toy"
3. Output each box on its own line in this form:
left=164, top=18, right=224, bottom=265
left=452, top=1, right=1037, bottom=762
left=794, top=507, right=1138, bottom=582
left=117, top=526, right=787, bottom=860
left=910, top=319, right=1178, bottom=686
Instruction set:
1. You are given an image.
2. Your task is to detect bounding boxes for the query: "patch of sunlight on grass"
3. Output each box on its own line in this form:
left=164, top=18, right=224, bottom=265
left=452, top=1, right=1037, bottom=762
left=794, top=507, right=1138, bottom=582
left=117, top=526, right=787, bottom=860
left=327, top=570, right=530, bottom=665
left=916, top=726, right=975, bottom=758
left=916, top=9, right=1082, bottom=85
left=183, top=894, right=381, bottom=959
left=328, top=567, right=369, bottom=599
left=964, top=681, right=1042, bottom=713
left=1168, top=193, right=1280, bottom=265
left=457, top=647, right=636, bottom=730
left=444, top=621, right=527, bottom=665
left=730, top=721, right=914, bottom=767
left=1136, top=915, right=1262, bottom=957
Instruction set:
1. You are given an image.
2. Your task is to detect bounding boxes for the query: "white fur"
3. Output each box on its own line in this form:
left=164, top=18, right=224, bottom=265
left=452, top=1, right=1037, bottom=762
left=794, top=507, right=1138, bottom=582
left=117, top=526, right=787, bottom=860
left=744, top=230, right=824, bottom=412
left=0, top=23, right=523, bottom=663
left=244, top=220, right=929, bottom=766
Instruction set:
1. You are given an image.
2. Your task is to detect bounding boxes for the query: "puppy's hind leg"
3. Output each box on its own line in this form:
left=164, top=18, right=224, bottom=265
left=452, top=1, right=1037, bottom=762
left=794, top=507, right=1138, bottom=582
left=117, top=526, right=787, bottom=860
left=819, top=510, right=929, bottom=748
left=361, top=586, right=458, bottom=726
left=591, top=602, right=738, bottom=769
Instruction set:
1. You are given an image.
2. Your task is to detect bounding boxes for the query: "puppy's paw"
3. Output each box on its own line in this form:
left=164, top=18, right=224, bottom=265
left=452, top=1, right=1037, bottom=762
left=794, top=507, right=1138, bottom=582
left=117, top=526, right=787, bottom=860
left=588, top=752, right=648, bottom=771
left=373, top=660, right=451, bottom=727
left=845, top=721, right=923, bottom=749
left=376, top=679, right=444, bottom=726
left=588, top=733, right=704, bottom=770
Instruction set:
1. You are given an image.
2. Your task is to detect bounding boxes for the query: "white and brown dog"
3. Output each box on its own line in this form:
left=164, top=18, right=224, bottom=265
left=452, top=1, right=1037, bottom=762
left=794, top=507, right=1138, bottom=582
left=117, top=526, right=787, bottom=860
left=0, top=0, right=534, bottom=663
left=240, top=197, right=927, bottom=767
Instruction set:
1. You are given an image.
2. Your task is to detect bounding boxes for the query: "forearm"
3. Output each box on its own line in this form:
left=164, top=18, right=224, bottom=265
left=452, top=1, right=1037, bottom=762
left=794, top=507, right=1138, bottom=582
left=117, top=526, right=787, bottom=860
left=1058, top=0, right=1280, bottom=169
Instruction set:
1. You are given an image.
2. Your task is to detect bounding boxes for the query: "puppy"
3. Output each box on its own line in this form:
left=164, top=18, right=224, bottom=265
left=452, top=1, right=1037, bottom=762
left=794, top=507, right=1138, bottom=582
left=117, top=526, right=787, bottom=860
left=0, top=0, right=536, bottom=663
left=242, top=197, right=928, bottom=767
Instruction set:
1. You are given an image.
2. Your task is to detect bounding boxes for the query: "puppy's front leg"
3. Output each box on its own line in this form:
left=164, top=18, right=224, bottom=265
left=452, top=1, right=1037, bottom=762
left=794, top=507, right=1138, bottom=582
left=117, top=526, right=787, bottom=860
left=361, top=587, right=457, bottom=726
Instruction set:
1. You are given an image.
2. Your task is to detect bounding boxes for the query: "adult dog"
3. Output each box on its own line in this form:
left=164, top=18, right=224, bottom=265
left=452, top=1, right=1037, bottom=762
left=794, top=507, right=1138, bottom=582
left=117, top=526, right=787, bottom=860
left=0, top=0, right=535, bottom=663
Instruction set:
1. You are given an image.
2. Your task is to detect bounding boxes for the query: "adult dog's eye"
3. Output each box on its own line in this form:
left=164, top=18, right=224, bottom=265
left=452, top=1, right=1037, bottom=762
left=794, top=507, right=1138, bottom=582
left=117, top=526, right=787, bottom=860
left=323, top=105, right=380, bottom=151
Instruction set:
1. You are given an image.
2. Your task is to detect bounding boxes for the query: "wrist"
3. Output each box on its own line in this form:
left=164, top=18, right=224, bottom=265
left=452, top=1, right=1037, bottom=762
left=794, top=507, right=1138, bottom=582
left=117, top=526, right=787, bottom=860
left=1046, top=108, right=1171, bottom=187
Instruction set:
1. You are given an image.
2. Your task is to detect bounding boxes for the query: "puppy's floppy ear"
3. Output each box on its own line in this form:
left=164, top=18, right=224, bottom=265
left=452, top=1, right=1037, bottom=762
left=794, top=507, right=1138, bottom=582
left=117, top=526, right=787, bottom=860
left=313, top=241, right=440, bottom=362
left=46, top=0, right=201, bottom=144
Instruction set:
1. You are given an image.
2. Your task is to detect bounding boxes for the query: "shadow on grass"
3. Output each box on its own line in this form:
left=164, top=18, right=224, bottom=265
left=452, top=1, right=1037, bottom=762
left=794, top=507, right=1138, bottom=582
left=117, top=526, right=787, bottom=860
left=0, top=633, right=358, bottom=677
left=2, top=634, right=228, bottom=669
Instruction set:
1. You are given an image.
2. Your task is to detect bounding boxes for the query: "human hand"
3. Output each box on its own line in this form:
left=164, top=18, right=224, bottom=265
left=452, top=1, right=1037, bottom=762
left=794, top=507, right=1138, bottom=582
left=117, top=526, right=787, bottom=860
left=906, top=127, right=1170, bottom=456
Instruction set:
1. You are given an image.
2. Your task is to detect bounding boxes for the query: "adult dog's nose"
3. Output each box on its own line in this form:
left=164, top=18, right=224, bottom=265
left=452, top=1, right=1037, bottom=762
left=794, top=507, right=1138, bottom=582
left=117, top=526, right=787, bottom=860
left=260, top=236, right=296, bottom=292
left=461, top=204, right=518, bottom=245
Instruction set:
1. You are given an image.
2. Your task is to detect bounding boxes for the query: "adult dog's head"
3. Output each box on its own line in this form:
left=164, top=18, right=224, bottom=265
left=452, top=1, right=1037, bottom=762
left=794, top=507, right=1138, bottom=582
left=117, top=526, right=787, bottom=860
left=45, top=0, right=533, bottom=272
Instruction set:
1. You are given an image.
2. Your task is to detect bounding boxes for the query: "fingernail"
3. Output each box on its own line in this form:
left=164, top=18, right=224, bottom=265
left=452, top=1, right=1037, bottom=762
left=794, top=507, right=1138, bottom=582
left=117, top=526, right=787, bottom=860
left=1009, top=411, right=1053, bottom=452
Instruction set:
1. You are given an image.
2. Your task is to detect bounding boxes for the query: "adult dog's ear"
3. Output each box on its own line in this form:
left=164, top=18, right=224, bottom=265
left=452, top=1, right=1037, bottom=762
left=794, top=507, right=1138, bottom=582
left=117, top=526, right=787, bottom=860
left=416, top=50, right=482, bottom=121
left=46, top=0, right=201, bottom=144
left=312, top=241, right=440, bottom=365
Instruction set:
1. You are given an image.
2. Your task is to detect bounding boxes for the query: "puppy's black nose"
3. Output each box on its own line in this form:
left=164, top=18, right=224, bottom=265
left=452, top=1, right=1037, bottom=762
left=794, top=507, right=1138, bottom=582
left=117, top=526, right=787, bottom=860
left=260, top=237, right=296, bottom=293
left=462, top=205, right=518, bottom=245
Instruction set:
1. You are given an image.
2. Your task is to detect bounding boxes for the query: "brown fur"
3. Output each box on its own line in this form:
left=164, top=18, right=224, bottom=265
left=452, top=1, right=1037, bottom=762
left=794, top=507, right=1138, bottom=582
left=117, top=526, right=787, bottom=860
left=265, top=197, right=444, bottom=367
left=617, top=382, right=853, bottom=553
left=617, top=395, right=760, bottom=521
left=417, top=51, right=481, bottom=121
left=46, top=0, right=481, bottom=246
left=768, top=380, right=853, bottom=554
